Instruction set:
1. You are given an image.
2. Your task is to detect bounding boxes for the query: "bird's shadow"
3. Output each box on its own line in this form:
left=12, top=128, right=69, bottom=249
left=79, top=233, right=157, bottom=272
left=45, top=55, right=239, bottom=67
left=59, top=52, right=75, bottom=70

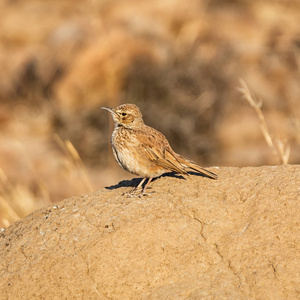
left=105, top=171, right=208, bottom=191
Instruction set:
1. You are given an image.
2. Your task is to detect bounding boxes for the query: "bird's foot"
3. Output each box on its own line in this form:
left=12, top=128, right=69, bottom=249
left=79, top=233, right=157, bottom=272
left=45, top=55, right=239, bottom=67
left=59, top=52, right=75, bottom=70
left=138, top=191, right=155, bottom=198
left=122, top=187, right=142, bottom=197
left=123, top=187, right=155, bottom=198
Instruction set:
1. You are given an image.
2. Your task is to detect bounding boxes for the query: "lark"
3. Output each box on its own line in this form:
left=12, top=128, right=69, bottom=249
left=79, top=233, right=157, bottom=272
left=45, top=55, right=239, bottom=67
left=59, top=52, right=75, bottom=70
left=101, top=104, right=217, bottom=197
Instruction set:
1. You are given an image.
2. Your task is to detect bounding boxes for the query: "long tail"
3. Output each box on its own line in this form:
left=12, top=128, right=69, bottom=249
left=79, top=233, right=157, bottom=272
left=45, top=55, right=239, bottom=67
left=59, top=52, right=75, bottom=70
left=176, top=154, right=218, bottom=180
left=186, top=163, right=218, bottom=179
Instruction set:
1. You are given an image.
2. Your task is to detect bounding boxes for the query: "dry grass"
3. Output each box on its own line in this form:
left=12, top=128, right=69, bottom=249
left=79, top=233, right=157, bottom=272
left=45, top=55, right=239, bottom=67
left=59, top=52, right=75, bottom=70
left=0, top=169, right=48, bottom=228
left=238, top=79, right=291, bottom=165
left=53, top=134, right=94, bottom=193
left=0, top=135, right=94, bottom=228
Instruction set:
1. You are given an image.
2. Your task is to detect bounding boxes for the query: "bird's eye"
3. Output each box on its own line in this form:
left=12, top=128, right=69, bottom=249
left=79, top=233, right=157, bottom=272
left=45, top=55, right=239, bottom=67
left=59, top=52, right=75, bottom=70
left=121, top=113, right=127, bottom=116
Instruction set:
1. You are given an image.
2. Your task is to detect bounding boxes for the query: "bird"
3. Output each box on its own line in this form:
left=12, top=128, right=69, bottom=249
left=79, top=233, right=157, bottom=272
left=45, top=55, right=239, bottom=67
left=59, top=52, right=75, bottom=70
left=101, top=103, right=217, bottom=197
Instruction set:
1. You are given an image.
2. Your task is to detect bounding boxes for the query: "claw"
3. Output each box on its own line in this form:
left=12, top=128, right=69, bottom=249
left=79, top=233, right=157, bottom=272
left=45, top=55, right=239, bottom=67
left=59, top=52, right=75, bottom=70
left=123, top=177, right=154, bottom=197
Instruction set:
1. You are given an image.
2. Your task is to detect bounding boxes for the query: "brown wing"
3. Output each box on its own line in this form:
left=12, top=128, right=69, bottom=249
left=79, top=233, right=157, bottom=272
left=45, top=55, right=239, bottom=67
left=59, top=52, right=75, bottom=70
left=134, top=125, right=217, bottom=179
left=135, top=126, right=188, bottom=175
left=144, top=147, right=187, bottom=174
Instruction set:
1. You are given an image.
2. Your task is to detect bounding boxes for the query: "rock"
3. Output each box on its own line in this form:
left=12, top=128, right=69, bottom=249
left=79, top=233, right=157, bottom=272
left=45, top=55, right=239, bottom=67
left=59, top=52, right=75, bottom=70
left=1, top=165, right=300, bottom=299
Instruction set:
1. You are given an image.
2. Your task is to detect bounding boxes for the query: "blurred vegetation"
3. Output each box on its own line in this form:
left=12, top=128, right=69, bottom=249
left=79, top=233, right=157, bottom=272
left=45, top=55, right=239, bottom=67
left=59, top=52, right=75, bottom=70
left=1, top=0, right=300, bottom=227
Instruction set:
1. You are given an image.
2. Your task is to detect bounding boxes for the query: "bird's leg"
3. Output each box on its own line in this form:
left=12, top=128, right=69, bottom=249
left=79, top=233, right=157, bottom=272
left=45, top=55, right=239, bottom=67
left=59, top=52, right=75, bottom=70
left=123, top=177, right=147, bottom=197
left=134, top=177, right=147, bottom=192
left=124, top=177, right=155, bottom=197
left=138, top=177, right=154, bottom=197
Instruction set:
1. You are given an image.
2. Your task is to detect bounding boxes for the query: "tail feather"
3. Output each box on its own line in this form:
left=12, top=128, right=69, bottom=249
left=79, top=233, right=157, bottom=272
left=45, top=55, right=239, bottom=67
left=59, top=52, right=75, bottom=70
left=187, top=163, right=218, bottom=180
left=175, top=154, right=218, bottom=180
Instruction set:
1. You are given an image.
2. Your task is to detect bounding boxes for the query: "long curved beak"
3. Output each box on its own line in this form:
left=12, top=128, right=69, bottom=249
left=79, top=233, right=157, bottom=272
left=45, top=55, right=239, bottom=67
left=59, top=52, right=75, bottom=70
left=100, top=107, right=117, bottom=115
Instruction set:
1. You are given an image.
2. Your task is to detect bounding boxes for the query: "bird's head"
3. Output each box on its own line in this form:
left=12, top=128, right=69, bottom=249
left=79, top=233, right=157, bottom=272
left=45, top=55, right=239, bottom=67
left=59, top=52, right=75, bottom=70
left=101, top=104, right=144, bottom=129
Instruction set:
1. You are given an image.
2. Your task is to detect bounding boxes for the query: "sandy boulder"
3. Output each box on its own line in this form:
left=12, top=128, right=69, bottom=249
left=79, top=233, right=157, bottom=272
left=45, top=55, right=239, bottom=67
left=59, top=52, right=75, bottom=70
left=1, top=165, right=300, bottom=299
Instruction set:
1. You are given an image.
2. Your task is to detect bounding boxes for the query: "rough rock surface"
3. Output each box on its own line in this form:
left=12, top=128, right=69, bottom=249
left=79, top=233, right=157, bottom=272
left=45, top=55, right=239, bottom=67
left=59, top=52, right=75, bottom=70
left=1, top=165, right=300, bottom=299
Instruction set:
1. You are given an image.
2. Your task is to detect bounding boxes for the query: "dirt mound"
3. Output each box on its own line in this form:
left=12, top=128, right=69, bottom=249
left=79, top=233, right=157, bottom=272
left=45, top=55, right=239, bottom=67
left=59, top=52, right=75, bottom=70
left=1, top=165, right=300, bottom=299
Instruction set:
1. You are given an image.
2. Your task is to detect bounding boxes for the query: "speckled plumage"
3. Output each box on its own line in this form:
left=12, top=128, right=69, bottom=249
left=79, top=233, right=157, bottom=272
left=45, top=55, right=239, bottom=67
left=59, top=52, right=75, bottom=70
left=101, top=104, right=217, bottom=196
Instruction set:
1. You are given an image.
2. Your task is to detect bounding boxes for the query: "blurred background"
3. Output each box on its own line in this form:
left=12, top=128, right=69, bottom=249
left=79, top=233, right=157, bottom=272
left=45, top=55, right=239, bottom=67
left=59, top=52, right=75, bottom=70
left=1, top=0, right=300, bottom=227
